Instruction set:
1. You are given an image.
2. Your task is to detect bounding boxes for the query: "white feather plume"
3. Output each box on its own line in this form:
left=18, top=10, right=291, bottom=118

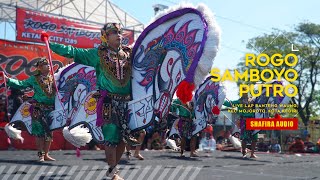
left=166, top=138, right=180, bottom=151
left=54, top=62, right=75, bottom=80
left=193, top=3, right=221, bottom=88
left=4, top=124, right=24, bottom=143
left=228, top=135, right=242, bottom=149
left=63, top=125, right=92, bottom=148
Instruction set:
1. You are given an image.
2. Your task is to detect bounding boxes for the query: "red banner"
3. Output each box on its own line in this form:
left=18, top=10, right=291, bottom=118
left=16, top=8, right=134, bottom=48
left=0, top=39, right=70, bottom=96
left=246, top=118, right=299, bottom=130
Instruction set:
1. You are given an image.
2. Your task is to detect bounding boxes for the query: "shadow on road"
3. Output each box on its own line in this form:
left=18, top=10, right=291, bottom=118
left=215, top=155, right=272, bottom=163
left=153, top=154, right=203, bottom=161
left=0, top=159, right=65, bottom=166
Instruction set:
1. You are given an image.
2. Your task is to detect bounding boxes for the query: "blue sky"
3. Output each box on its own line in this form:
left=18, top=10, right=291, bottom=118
left=113, top=0, right=320, bottom=99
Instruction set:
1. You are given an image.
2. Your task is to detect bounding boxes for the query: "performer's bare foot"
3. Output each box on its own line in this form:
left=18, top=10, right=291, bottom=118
left=38, top=152, right=44, bottom=162
left=242, top=151, right=248, bottom=158
left=112, top=174, right=124, bottom=180
left=250, top=154, right=258, bottom=158
left=134, top=153, right=144, bottom=160
left=190, top=153, right=199, bottom=157
left=126, top=151, right=132, bottom=160
left=39, top=156, right=45, bottom=162
left=242, top=154, right=248, bottom=158
left=44, top=155, right=56, bottom=161
left=106, top=167, right=119, bottom=178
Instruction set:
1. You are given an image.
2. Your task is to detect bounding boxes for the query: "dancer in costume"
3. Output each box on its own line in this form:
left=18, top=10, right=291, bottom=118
left=3, top=58, right=56, bottom=161
left=223, top=91, right=258, bottom=158
left=171, top=99, right=198, bottom=157
left=125, top=130, right=146, bottom=160
left=49, top=23, right=139, bottom=180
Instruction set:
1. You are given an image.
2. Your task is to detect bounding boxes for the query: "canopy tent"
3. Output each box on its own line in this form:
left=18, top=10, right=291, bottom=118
left=0, top=0, right=144, bottom=40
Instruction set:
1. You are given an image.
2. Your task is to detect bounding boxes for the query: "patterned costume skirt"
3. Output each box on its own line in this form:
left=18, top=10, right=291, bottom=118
left=96, top=90, right=132, bottom=147
left=240, top=117, right=258, bottom=142
left=177, top=117, right=196, bottom=139
left=29, top=101, right=54, bottom=141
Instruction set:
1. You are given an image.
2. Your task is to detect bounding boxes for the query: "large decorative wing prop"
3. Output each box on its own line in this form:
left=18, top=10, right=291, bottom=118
left=7, top=63, right=96, bottom=136
left=5, top=101, right=31, bottom=142
left=9, top=101, right=33, bottom=134
left=50, top=63, right=96, bottom=130
left=129, top=3, right=220, bottom=131
left=169, top=76, right=226, bottom=137
left=68, top=90, right=104, bottom=144
left=0, top=72, right=9, bottom=129
left=193, top=76, right=226, bottom=127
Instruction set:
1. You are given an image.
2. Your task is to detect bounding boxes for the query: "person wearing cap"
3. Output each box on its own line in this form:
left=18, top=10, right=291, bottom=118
left=2, top=57, right=56, bottom=162
left=223, top=90, right=258, bottom=158
left=171, top=99, right=198, bottom=157
left=49, top=23, right=139, bottom=180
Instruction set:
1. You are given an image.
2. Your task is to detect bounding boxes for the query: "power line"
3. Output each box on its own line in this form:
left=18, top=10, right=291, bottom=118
left=162, top=0, right=177, bottom=5
left=215, top=15, right=271, bottom=33
left=221, top=43, right=248, bottom=54
left=155, top=1, right=274, bottom=33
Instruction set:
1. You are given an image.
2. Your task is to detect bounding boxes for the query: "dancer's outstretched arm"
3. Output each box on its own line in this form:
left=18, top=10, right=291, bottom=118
left=49, top=42, right=99, bottom=67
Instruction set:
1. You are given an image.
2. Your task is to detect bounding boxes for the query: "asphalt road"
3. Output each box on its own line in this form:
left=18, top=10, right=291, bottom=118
left=0, top=149, right=319, bottom=180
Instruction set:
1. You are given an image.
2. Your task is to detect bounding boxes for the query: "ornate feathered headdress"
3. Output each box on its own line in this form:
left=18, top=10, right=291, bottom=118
left=34, top=57, right=49, bottom=67
left=100, top=23, right=121, bottom=44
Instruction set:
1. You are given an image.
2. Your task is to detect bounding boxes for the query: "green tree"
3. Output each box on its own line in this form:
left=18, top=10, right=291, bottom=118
left=237, top=23, right=320, bottom=126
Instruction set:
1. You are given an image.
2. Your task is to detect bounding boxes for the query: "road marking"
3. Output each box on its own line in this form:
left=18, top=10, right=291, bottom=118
left=211, top=168, right=310, bottom=179
left=148, top=165, right=162, bottom=180
left=136, top=165, right=151, bottom=180
left=118, top=165, right=130, bottom=177
left=43, top=166, right=58, bottom=180
left=96, top=167, right=108, bottom=180
left=157, top=166, right=171, bottom=180
left=53, top=166, right=68, bottom=180
left=177, top=166, right=193, bottom=180
left=126, top=165, right=141, bottom=180
left=2, top=165, right=17, bottom=180
left=65, top=166, right=79, bottom=180
left=22, top=165, right=37, bottom=180
left=74, top=166, right=89, bottom=180
left=0, top=166, right=6, bottom=175
left=167, top=165, right=182, bottom=180
left=12, top=165, right=27, bottom=180
left=188, top=166, right=202, bottom=180
left=32, top=166, right=48, bottom=180
left=84, top=165, right=99, bottom=180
